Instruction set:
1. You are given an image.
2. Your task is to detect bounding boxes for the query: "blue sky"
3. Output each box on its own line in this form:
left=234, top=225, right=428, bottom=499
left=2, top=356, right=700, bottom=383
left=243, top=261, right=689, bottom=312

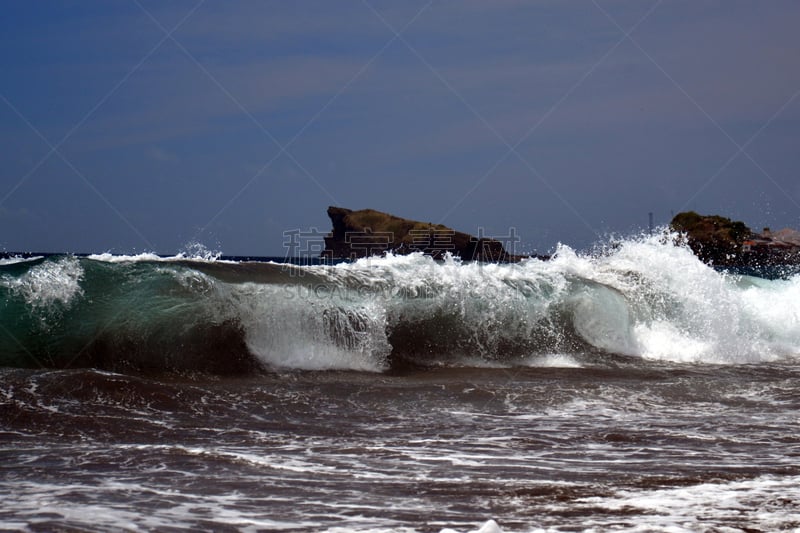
left=1, top=1, right=799, bottom=256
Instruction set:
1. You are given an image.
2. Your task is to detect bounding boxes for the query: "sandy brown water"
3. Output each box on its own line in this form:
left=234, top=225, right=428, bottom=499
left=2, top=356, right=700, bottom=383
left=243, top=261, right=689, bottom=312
left=2, top=361, right=799, bottom=532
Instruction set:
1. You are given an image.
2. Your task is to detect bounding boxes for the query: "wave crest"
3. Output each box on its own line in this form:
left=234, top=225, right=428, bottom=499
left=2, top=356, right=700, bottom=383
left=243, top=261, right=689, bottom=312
left=2, top=233, right=799, bottom=373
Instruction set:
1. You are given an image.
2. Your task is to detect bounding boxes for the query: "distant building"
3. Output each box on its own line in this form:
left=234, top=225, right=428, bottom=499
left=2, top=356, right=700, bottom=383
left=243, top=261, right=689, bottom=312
left=742, top=229, right=798, bottom=260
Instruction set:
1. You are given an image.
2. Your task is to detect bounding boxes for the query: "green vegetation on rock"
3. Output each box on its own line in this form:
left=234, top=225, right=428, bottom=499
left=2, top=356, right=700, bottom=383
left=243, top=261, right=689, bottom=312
left=670, top=211, right=752, bottom=265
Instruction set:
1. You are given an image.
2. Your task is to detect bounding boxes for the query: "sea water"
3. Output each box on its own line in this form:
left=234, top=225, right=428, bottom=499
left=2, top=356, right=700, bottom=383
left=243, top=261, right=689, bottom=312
left=1, top=233, right=799, bottom=531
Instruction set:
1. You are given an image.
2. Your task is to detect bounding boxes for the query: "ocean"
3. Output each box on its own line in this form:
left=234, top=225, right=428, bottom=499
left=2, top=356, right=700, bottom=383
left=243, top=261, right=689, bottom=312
left=1, top=234, right=799, bottom=532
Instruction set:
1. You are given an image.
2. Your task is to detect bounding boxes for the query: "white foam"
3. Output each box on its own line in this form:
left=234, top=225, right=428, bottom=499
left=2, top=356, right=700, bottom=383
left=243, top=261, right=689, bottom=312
left=86, top=251, right=229, bottom=263
left=568, top=282, right=636, bottom=355
left=245, top=236, right=800, bottom=368
left=440, top=519, right=504, bottom=533
left=550, top=232, right=800, bottom=363
left=0, top=256, right=83, bottom=310
left=228, top=283, right=391, bottom=372
left=86, top=242, right=227, bottom=263
left=303, top=252, right=570, bottom=366
left=574, top=474, right=800, bottom=532
left=69, top=232, right=800, bottom=371
left=520, top=353, right=583, bottom=368
left=0, top=478, right=323, bottom=532
left=632, top=321, right=714, bottom=363
left=0, top=255, right=43, bottom=266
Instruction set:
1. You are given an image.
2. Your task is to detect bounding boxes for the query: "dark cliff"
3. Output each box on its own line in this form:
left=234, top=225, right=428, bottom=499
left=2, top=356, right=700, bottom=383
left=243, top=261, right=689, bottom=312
left=322, top=206, right=525, bottom=262
left=670, top=211, right=751, bottom=265
left=670, top=211, right=800, bottom=267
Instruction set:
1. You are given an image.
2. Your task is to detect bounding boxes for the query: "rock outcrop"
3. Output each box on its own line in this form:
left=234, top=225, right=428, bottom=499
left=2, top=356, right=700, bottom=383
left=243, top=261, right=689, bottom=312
left=670, top=211, right=751, bottom=265
left=670, top=211, right=800, bottom=267
left=322, top=206, right=525, bottom=262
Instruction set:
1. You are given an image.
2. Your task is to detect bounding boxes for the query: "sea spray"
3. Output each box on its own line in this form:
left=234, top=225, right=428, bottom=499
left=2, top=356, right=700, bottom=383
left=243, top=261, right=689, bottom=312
left=1, top=232, right=799, bottom=372
left=228, top=281, right=391, bottom=371
left=0, top=256, right=84, bottom=312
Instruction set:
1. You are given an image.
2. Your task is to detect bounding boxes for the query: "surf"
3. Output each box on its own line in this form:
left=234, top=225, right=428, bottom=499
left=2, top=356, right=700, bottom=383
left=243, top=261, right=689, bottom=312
left=1, top=231, right=798, bottom=374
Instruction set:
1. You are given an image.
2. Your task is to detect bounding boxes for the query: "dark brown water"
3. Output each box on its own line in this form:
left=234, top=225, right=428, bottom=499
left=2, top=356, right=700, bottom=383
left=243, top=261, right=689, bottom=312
left=2, top=361, right=799, bottom=532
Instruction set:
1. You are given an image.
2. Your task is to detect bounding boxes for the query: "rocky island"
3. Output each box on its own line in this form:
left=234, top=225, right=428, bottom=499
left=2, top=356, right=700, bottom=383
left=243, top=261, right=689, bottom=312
left=670, top=211, right=800, bottom=267
left=319, top=206, right=799, bottom=269
left=322, top=206, right=526, bottom=262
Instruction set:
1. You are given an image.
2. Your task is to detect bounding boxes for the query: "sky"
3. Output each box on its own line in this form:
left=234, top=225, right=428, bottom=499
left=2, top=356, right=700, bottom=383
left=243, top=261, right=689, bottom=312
left=1, top=0, right=799, bottom=257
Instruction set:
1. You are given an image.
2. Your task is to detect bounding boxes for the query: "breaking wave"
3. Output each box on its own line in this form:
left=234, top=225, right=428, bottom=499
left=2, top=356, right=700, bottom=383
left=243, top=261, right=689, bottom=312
left=1, top=233, right=798, bottom=374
